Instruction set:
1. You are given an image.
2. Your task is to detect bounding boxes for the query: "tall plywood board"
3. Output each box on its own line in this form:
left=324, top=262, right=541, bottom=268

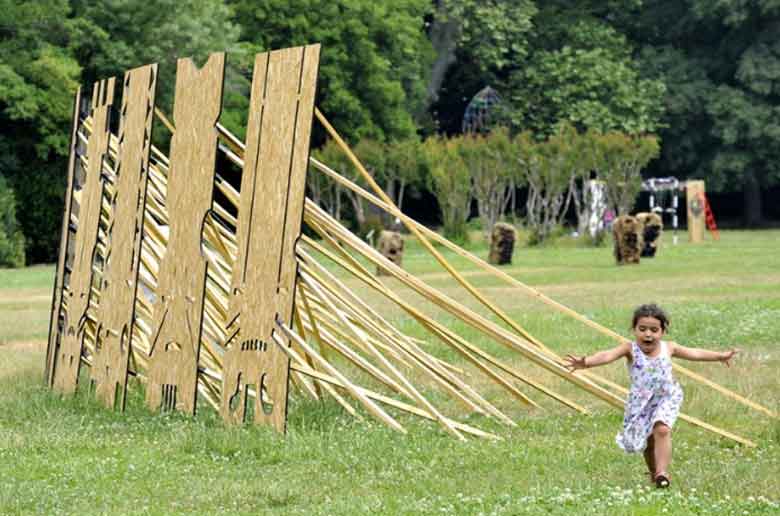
left=146, top=54, right=225, bottom=415
left=221, top=45, right=320, bottom=430
left=92, top=64, right=157, bottom=410
left=52, top=79, right=115, bottom=395
left=46, top=87, right=83, bottom=386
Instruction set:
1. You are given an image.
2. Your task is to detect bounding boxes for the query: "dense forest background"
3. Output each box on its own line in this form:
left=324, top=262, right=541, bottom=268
left=1, top=0, right=779, bottom=264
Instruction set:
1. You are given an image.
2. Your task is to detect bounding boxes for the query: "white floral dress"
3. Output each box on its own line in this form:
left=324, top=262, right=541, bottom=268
left=616, top=340, right=683, bottom=453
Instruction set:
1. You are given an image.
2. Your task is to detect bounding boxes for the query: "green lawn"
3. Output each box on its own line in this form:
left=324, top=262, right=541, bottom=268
left=1, top=230, right=778, bottom=515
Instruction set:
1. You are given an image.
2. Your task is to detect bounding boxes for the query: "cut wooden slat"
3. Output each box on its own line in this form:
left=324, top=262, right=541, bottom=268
left=146, top=53, right=224, bottom=415
left=46, top=87, right=83, bottom=386
left=220, top=45, right=320, bottom=431
left=274, top=321, right=407, bottom=434
left=309, top=158, right=777, bottom=421
left=91, top=64, right=157, bottom=410
left=53, top=78, right=116, bottom=395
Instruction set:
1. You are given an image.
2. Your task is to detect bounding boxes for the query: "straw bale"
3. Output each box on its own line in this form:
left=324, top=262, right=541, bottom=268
left=612, top=215, right=643, bottom=265
left=376, top=230, right=404, bottom=275
left=636, top=211, right=663, bottom=258
left=488, top=222, right=516, bottom=265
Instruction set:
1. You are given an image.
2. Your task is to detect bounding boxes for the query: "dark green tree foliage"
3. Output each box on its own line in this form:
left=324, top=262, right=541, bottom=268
left=439, top=0, right=537, bottom=71
left=0, top=174, right=25, bottom=267
left=0, top=0, right=241, bottom=263
left=629, top=0, right=780, bottom=224
left=230, top=0, right=434, bottom=143
left=429, top=1, right=664, bottom=137
left=70, top=0, right=240, bottom=108
left=506, top=18, right=665, bottom=136
left=427, top=0, right=537, bottom=135
left=0, top=0, right=82, bottom=262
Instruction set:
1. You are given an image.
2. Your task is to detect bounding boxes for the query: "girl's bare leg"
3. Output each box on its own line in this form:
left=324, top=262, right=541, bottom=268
left=652, top=422, right=672, bottom=476
left=643, top=435, right=656, bottom=481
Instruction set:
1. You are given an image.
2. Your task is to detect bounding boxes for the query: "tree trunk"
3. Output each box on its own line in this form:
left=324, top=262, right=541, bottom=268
left=427, top=3, right=459, bottom=105
left=742, top=171, right=763, bottom=227
left=397, top=181, right=406, bottom=212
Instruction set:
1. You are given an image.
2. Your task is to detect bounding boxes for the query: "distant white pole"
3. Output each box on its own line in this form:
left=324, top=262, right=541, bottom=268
left=672, top=189, right=679, bottom=245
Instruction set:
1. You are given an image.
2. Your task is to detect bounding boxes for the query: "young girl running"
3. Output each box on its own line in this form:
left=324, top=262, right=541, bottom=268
left=564, top=303, right=738, bottom=488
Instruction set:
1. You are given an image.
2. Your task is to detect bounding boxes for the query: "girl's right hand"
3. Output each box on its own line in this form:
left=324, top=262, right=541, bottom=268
left=720, top=349, right=740, bottom=367
left=564, top=354, right=587, bottom=372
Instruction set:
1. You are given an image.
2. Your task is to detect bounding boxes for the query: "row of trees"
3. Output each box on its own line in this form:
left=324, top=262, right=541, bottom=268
left=432, top=0, right=780, bottom=225
left=2, top=0, right=778, bottom=265
left=311, top=126, right=658, bottom=245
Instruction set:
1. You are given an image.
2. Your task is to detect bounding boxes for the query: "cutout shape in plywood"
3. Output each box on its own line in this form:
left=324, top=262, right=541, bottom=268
left=52, top=79, right=116, bottom=395
left=146, top=53, right=225, bottom=415
left=221, top=45, right=320, bottom=430
left=92, top=64, right=157, bottom=410
left=46, top=87, right=83, bottom=386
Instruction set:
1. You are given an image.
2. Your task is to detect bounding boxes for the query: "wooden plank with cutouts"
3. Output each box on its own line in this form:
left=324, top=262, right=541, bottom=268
left=145, top=54, right=225, bottom=415
left=91, top=64, right=158, bottom=410
left=46, top=86, right=83, bottom=387
left=52, top=78, right=115, bottom=395
left=221, top=45, right=320, bottom=430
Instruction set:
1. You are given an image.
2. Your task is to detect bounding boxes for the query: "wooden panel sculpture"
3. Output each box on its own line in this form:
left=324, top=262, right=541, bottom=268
left=52, top=79, right=115, bottom=394
left=46, top=87, right=83, bottom=386
left=221, top=45, right=320, bottom=430
left=146, top=54, right=224, bottom=414
left=91, top=64, right=157, bottom=410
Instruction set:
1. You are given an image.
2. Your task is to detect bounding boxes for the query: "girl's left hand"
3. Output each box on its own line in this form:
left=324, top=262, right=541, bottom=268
left=721, top=349, right=740, bottom=367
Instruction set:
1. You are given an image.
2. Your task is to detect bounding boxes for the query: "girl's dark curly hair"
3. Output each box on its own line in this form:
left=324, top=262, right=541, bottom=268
left=632, top=303, right=670, bottom=331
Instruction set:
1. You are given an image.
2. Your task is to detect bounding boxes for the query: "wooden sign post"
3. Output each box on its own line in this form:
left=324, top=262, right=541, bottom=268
left=686, top=180, right=706, bottom=243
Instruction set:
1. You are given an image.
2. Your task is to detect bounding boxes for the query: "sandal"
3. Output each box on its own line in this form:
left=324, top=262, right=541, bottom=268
left=654, top=473, right=671, bottom=489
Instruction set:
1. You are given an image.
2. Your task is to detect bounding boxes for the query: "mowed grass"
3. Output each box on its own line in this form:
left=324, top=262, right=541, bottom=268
left=1, top=230, right=779, bottom=515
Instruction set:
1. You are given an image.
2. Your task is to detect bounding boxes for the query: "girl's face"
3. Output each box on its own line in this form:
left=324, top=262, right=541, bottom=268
left=633, top=316, right=665, bottom=353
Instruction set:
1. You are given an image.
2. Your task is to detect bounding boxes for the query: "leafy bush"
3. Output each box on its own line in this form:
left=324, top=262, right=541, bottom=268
left=422, top=136, right=471, bottom=244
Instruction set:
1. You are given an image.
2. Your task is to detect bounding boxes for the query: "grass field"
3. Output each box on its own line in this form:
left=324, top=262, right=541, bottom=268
left=1, top=230, right=779, bottom=515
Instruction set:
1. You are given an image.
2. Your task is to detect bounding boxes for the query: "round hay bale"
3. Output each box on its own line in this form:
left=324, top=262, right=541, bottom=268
left=488, top=222, right=517, bottom=265
left=376, top=230, right=404, bottom=275
left=612, top=215, right=643, bottom=265
left=636, top=212, right=663, bottom=258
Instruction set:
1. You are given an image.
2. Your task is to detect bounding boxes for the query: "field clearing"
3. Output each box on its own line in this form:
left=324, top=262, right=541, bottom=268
left=1, top=230, right=779, bottom=515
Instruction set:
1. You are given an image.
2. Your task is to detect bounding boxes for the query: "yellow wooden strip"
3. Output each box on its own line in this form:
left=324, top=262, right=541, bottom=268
left=275, top=322, right=407, bottom=433
left=92, top=64, right=157, bottom=411
left=289, top=362, right=499, bottom=440
left=298, top=267, right=465, bottom=440
left=309, top=157, right=777, bottom=420
left=296, top=249, right=517, bottom=421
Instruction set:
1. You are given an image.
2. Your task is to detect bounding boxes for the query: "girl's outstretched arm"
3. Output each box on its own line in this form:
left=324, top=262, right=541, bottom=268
left=669, top=342, right=739, bottom=367
left=565, top=341, right=631, bottom=371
